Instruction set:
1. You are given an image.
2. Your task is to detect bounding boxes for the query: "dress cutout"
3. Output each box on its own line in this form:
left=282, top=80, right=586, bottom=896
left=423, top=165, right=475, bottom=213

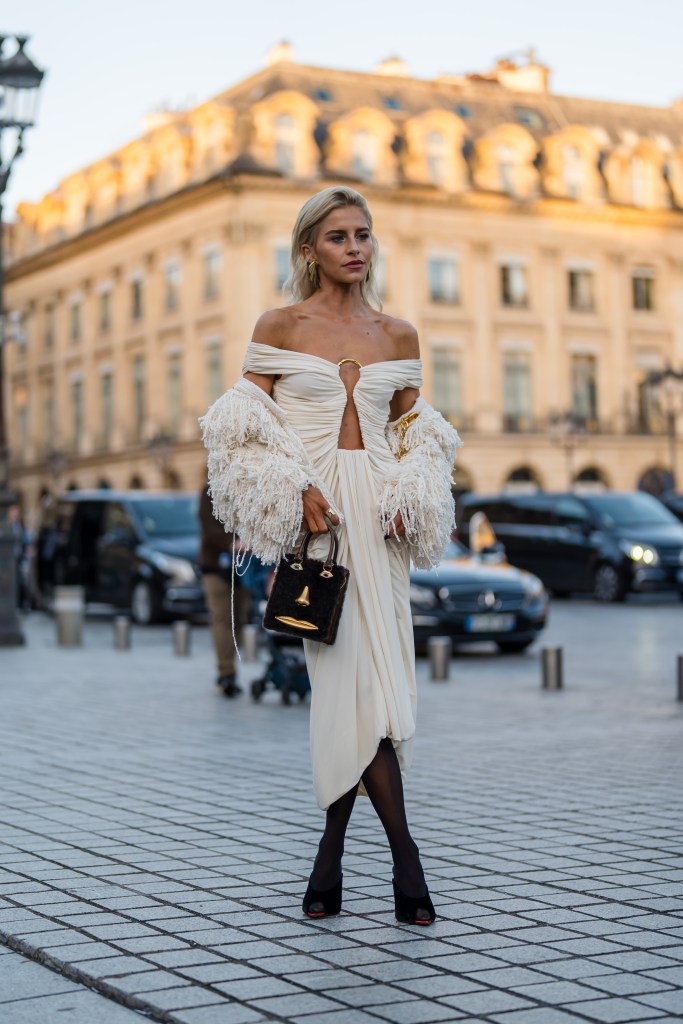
left=242, top=342, right=423, bottom=810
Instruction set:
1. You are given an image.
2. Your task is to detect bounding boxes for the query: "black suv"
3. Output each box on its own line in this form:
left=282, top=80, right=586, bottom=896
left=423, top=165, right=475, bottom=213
left=458, top=491, right=683, bottom=602
left=37, top=490, right=204, bottom=623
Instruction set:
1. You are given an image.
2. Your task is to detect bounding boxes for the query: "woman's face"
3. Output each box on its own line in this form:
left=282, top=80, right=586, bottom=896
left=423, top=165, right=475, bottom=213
left=305, top=205, right=373, bottom=287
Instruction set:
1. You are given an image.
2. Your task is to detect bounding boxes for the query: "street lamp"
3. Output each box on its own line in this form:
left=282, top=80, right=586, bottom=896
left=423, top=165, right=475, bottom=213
left=0, top=35, right=45, bottom=645
left=548, top=411, right=588, bottom=489
left=646, top=365, right=683, bottom=491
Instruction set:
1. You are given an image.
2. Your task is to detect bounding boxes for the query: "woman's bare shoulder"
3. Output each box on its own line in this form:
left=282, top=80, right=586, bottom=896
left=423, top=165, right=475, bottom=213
left=252, top=307, right=298, bottom=347
left=380, top=314, right=420, bottom=359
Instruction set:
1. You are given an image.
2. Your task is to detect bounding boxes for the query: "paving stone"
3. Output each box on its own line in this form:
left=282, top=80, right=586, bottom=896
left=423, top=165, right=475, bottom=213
left=567, top=997, right=668, bottom=1022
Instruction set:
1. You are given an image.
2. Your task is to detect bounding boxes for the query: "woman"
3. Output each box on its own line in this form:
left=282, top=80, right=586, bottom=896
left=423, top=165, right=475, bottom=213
left=200, top=185, right=462, bottom=925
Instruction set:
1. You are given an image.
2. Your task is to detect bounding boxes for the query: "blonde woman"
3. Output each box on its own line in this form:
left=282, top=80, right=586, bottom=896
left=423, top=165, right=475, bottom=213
left=201, top=185, right=461, bottom=924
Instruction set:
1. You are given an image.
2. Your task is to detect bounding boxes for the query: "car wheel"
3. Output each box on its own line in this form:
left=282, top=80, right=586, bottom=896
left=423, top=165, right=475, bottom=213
left=496, top=639, right=534, bottom=654
left=593, top=564, right=626, bottom=603
left=131, top=581, right=162, bottom=625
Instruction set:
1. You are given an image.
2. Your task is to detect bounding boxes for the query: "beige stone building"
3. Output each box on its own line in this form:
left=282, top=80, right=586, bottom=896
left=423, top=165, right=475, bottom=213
left=6, top=47, right=683, bottom=521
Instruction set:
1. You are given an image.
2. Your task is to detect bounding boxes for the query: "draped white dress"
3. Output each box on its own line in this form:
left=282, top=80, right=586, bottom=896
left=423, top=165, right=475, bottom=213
left=242, top=342, right=423, bottom=810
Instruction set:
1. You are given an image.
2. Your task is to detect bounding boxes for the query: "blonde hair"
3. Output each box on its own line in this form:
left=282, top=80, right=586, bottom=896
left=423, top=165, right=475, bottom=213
left=284, top=185, right=382, bottom=309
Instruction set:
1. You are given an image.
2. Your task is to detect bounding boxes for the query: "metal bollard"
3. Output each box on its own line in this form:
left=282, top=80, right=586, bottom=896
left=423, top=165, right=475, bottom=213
left=173, top=620, right=191, bottom=656
left=542, top=646, right=563, bottom=690
left=54, top=585, right=85, bottom=647
left=677, top=655, right=683, bottom=702
left=242, top=623, right=260, bottom=662
left=114, top=615, right=131, bottom=650
left=427, top=636, right=452, bottom=681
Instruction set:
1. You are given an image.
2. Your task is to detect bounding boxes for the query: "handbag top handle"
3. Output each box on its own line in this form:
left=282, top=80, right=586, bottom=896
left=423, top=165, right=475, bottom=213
left=289, top=516, right=339, bottom=575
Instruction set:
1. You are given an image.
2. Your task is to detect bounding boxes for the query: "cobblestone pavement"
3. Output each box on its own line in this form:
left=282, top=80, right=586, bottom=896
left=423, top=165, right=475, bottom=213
left=1, top=601, right=682, bottom=1024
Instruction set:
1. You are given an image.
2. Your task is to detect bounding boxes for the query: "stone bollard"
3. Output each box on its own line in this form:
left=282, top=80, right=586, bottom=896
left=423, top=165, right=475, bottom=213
left=677, top=655, right=683, bottom=702
left=541, top=646, right=563, bottom=690
left=427, top=636, right=451, bottom=681
left=114, top=615, right=131, bottom=650
left=173, top=620, right=191, bottom=656
left=54, top=586, right=85, bottom=647
left=242, top=623, right=260, bottom=662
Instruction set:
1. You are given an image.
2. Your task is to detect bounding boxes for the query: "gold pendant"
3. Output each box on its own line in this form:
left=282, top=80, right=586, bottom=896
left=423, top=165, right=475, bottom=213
left=295, top=585, right=311, bottom=607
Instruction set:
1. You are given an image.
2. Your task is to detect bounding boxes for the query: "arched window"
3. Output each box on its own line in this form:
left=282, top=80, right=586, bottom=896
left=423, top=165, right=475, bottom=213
left=352, top=129, right=378, bottom=180
left=504, top=465, right=542, bottom=492
left=497, top=144, right=517, bottom=195
left=274, top=113, right=297, bottom=174
left=638, top=466, right=673, bottom=495
left=563, top=145, right=584, bottom=199
left=129, top=474, right=144, bottom=490
left=426, top=131, right=448, bottom=186
left=573, top=466, right=609, bottom=490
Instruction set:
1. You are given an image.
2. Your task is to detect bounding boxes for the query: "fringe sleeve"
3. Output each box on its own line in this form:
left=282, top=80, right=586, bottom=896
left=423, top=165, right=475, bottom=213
left=378, top=397, right=464, bottom=569
left=199, top=379, right=341, bottom=566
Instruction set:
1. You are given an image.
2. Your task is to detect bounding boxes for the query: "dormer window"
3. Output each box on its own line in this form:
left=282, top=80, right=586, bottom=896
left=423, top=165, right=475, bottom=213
left=497, top=144, right=517, bottom=195
left=563, top=145, right=584, bottom=199
left=274, top=113, right=296, bottom=174
left=426, top=131, right=448, bottom=186
left=631, top=155, right=654, bottom=207
left=352, top=129, right=378, bottom=180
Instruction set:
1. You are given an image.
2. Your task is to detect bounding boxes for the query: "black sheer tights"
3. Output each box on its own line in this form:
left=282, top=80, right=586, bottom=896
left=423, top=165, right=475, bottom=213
left=309, top=738, right=426, bottom=900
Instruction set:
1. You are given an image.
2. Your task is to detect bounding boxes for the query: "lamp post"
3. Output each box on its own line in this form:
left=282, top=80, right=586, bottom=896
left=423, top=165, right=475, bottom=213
left=548, top=411, right=588, bottom=489
left=0, top=35, right=45, bottom=645
left=646, top=365, right=683, bottom=491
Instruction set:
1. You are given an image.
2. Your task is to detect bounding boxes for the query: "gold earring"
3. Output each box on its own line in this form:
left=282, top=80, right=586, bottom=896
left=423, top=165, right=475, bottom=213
left=307, top=260, right=319, bottom=287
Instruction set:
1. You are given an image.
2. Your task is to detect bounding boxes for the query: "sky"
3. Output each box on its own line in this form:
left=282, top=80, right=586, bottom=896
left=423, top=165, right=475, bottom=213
left=4, top=0, right=683, bottom=217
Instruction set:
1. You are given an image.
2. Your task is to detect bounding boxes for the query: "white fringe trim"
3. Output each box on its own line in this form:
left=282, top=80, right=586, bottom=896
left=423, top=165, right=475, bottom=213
left=380, top=399, right=464, bottom=569
left=199, top=380, right=342, bottom=566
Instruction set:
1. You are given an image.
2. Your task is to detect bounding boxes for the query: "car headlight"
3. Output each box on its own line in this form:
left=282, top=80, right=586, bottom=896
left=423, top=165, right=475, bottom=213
left=409, top=583, right=438, bottom=609
left=619, top=540, right=660, bottom=566
left=522, top=576, right=545, bottom=601
left=151, top=552, right=197, bottom=584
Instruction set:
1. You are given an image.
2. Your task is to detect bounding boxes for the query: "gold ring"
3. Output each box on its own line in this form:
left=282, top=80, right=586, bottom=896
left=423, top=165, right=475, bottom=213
left=325, top=507, right=335, bottom=517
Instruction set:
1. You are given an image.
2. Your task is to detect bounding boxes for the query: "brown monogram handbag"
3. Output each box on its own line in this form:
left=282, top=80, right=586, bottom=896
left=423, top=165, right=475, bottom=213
left=263, top=519, right=349, bottom=645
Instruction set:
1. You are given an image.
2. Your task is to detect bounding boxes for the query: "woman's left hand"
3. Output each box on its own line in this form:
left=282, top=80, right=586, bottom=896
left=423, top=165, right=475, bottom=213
left=385, top=510, right=406, bottom=539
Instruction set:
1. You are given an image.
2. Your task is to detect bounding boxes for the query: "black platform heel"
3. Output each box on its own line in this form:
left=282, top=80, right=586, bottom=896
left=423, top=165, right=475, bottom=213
left=302, top=874, right=343, bottom=918
left=393, top=878, right=436, bottom=925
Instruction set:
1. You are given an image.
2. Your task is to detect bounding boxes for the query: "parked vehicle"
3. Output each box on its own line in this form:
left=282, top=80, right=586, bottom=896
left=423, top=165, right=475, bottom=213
left=658, top=491, right=683, bottom=523
left=458, top=491, right=683, bottom=602
left=410, top=540, right=549, bottom=653
left=37, top=490, right=204, bottom=624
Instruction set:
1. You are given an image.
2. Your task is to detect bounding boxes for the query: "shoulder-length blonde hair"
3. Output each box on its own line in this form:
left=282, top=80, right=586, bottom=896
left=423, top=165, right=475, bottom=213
left=284, top=185, right=382, bottom=310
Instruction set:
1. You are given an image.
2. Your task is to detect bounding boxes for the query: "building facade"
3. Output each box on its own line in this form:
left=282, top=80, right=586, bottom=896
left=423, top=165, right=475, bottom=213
left=6, top=48, right=683, bottom=520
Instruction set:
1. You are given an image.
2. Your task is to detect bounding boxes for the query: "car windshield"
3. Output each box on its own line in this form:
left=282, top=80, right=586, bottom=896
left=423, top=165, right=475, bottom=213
left=443, top=540, right=470, bottom=560
left=133, top=496, right=199, bottom=537
left=581, top=493, right=677, bottom=529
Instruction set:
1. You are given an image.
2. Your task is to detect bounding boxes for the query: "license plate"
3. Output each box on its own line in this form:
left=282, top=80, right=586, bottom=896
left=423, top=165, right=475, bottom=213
left=465, top=613, right=515, bottom=633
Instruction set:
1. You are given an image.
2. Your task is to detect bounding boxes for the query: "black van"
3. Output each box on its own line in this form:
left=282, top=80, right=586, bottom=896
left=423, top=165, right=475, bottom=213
left=458, top=491, right=683, bottom=601
left=38, top=490, right=204, bottom=623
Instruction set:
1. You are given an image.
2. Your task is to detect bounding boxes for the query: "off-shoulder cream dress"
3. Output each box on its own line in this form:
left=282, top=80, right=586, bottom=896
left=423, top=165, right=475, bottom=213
left=243, top=342, right=423, bottom=810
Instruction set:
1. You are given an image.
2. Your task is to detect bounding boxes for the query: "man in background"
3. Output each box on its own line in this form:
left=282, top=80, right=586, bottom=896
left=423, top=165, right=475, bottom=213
left=199, top=484, right=249, bottom=697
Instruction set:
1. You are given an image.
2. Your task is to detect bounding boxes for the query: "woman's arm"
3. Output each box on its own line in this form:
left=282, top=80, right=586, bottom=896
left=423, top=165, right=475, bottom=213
left=388, top=320, right=421, bottom=422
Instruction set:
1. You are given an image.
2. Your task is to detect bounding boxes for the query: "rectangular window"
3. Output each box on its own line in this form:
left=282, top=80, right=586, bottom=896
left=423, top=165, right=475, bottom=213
left=503, top=353, right=533, bottom=431
left=44, top=386, right=55, bottom=447
left=203, top=249, right=221, bottom=301
left=70, top=301, right=81, bottom=342
left=167, top=354, right=182, bottom=436
left=274, top=247, right=289, bottom=291
left=101, top=372, right=114, bottom=447
left=568, top=270, right=595, bottom=312
left=428, top=257, right=459, bottom=304
left=632, top=271, right=655, bottom=311
left=99, top=290, right=111, bottom=332
left=131, top=278, right=143, bottom=321
left=164, top=262, right=181, bottom=313
left=571, top=354, right=598, bottom=426
left=71, top=379, right=83, bottom=449
left=431, top=348, right=461, bottom=419
left=500, top=264, right=529, bottom=307
left=14, top=388, right=29, bottom=461
left=132, top=355, right=145, bottom=441
left=206, top=343, right=223, bottom=405
left=45, top=306, right=55, bottom=348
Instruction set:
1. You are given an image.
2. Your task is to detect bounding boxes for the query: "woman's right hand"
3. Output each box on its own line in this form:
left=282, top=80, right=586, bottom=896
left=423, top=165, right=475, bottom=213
left=302, top=486, right=339, bottom=533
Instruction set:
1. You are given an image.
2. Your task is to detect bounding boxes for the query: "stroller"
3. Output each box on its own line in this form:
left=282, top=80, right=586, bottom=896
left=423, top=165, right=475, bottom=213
left=250, top=629, right=311, bottom=705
